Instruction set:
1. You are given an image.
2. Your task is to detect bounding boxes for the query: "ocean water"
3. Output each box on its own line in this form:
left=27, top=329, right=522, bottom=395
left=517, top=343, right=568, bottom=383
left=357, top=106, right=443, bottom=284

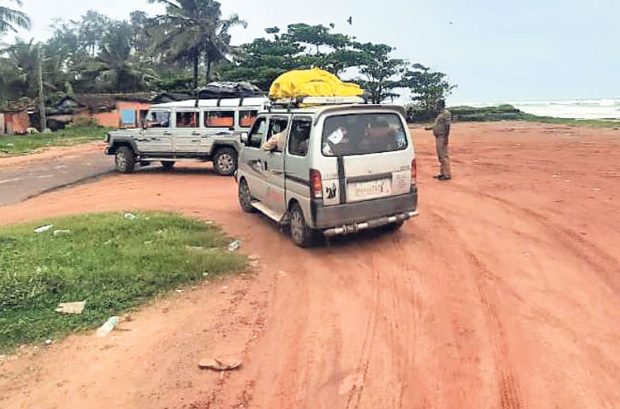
left=467, top=99, right=620, bottom=120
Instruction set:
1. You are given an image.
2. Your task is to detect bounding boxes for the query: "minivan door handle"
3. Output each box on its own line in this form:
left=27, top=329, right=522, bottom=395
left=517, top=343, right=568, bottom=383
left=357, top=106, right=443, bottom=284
left=163, top=131, right=172, bottom=136
left=191, top=131, right=201, bottom=136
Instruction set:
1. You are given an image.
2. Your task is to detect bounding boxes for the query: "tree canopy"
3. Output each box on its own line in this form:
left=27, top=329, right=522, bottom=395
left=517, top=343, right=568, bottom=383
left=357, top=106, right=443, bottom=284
left=0, top=1, right=454, bottom=117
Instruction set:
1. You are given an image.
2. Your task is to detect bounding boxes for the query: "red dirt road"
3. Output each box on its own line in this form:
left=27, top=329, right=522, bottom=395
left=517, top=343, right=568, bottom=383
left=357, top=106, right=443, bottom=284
left=1, top=122, right=619, bottom=409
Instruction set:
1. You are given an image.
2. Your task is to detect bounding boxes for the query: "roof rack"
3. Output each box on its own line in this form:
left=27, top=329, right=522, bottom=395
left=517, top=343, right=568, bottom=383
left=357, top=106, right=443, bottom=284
left=270, top=95, right=368, bottom=110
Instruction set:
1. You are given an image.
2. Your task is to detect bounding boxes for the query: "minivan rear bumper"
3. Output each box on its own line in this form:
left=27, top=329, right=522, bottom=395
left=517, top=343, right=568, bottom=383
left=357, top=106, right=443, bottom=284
left=311, top=187, right=418, bottom=231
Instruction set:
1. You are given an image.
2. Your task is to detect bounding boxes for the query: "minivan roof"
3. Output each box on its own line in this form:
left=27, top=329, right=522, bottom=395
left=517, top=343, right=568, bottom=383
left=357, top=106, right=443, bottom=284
left=153, top=97, right=270, bottom=109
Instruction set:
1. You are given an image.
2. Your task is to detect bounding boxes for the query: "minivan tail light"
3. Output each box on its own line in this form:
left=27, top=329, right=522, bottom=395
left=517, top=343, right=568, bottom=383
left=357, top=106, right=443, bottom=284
left=411, top=158, right=417, bottom=185
left=310, top=169, right=323, bottom=199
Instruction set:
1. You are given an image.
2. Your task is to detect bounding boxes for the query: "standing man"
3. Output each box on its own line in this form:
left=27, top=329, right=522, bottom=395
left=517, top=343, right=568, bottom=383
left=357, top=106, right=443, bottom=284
left=425, top=99, right=452, bottom=181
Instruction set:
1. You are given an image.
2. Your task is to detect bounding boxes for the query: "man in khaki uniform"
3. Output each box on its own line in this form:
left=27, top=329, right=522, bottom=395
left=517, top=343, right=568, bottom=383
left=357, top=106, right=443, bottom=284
left=425, top=99, right=452, bottom=181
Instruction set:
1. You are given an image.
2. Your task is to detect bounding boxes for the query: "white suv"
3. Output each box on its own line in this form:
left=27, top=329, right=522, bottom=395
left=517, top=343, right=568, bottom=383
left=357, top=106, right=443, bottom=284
left=236, top=104, right=419, bottom=246
left=105, top=97, right=269, bottom=176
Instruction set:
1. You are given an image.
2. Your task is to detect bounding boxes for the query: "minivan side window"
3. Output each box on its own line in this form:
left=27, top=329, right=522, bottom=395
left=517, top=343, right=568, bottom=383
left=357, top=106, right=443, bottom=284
left=239, top=110, right=258, bottom=128
left=288, top=119, right=311, bottom=157
left=248, top=117, right=267, bottom=148
left=175, top=111, right=199, bottom=128
left=205, top=111, right=235, bottom=128
left=145, top=111, right=171, bottom=128
left=265, top=118, right=289, bottom=153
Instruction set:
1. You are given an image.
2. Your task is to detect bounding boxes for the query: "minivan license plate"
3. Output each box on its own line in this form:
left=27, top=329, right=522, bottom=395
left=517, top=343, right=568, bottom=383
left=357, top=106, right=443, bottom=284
left=348, top=178, right=392, bottom=201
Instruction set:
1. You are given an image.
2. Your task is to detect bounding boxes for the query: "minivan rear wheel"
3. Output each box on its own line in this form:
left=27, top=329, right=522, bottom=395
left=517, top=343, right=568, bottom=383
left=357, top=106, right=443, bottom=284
left=289, top=203, right=316, bottom=248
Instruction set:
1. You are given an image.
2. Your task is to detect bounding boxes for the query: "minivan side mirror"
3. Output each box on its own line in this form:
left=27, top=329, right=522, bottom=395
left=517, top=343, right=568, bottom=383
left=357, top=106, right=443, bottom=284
left=240, top=132, right=249, bottom=145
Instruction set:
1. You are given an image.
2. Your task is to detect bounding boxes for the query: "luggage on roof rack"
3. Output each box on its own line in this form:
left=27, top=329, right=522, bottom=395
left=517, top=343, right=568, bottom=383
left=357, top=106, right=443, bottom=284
left=198, top=82, right=265, bottom=99
left=269, top=68, right=364, bottom=102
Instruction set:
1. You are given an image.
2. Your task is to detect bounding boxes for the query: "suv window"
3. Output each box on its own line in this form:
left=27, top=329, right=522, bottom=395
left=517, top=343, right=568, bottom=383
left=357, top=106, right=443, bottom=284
left=288, top=119, right=311, bottom=157
left=248, top=117, right=267, bottom=148
left=205, top=111, right=234, bottom=128
left=265, top=118, right=289, bottom=153
left=239, top=110, right=258, bottom=128
left=176, top=111, right=199, bottom=128
left=321, top=113, right=408, bottom=157
left=146, top=111, right=171, bottom=128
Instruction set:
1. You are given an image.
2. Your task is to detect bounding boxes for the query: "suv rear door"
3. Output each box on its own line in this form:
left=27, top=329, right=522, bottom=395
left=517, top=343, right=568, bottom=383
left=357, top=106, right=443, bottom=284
left=172, top=109, right=201, bottom=153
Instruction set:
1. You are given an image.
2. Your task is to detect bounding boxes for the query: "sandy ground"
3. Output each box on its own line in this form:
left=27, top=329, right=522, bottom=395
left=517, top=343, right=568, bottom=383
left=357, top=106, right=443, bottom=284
left=0, top=122, right=619, bottom=409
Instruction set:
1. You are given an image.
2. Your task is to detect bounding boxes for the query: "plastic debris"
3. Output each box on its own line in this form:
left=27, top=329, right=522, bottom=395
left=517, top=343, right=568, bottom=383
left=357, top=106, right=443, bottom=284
left=198, top=357, right=243, bottom=371
left=228, top=240, right=241, bottom=252
left=34, top=224, right=53, bottom=234
left=53, top=230, right=72, bottom=237
left=96, top=317, right=120, bottom=337
left=44, top=339, right=54, bottom=346
left=55, top=301, right=86, bottom=315
left=123, top=213, right=138, bottom=221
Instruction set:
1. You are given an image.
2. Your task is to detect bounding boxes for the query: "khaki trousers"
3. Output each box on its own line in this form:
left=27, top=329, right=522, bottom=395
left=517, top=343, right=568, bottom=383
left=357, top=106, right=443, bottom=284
left=435, top=135, right=451, bottom=178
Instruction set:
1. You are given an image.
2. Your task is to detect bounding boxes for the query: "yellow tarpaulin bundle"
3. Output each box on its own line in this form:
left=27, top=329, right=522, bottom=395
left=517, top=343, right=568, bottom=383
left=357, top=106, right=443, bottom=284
left=269, top=68, right=364, bottom=100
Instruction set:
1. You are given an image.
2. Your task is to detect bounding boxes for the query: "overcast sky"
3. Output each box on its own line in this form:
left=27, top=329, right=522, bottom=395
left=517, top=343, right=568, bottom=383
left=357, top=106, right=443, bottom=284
left=7, top=0, right=620, bottom=103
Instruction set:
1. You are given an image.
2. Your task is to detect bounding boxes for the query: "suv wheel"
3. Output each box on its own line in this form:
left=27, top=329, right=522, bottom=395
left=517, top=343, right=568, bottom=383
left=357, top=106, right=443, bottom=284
left=213, top=148, right=237, bottom=176
left=115, top=147, right=136, bottom=174
left=289, top=203, right=317, bottom=248
left=238, top=179, right=255, bottom=213
left=161, top=161, right=176, bottom=170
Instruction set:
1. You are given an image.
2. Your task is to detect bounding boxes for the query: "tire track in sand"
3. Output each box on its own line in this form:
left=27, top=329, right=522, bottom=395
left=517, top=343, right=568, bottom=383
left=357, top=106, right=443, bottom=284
left=345, top=242, right=381, bottom=409
left=428, top=210, right=524, bottom=409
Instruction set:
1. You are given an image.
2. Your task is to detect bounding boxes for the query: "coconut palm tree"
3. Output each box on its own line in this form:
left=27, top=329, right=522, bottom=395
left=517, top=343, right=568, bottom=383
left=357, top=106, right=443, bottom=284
left=147, top=0, right=246, bottom=89
left=0, top=0, right=31, bottom=35
left=83, top=21, right=157, bottom=93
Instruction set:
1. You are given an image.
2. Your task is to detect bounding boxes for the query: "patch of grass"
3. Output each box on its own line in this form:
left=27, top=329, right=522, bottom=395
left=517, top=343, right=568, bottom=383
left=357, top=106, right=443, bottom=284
left=450, top=105, right=620, bottom=129
left=0, top=212, right=246, bottom=352
left=0, top=126, right=107, bottom=156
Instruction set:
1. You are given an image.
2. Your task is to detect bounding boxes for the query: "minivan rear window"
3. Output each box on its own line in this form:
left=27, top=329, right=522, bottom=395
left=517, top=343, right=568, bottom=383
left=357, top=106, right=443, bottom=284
left=321, top=113, right=408, bottom=157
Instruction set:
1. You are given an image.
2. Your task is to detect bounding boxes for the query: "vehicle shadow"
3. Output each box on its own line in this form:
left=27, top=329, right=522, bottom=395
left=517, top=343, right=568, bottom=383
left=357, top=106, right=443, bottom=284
left=138, top=166, right=222, bottom=176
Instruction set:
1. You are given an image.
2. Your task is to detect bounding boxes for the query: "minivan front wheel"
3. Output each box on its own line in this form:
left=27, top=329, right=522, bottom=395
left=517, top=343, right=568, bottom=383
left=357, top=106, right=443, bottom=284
left=213, top=148, right=237, bottom=176
left=115, top=147, right=136, bottom=174
left=238, top=179, right=255, bottom=213
left=289, top=203, right=316, bottom=248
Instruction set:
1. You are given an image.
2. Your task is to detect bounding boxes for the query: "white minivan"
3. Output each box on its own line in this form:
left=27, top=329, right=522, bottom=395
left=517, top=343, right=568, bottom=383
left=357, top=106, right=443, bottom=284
left=235, top=103, right=419, bottom=247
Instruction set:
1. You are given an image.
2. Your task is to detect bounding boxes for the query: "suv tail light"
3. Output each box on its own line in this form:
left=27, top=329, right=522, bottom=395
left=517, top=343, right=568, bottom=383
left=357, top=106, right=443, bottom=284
left=310, top=169, right=323, bottom=199
left=411, top=158, right=417, bottom=185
